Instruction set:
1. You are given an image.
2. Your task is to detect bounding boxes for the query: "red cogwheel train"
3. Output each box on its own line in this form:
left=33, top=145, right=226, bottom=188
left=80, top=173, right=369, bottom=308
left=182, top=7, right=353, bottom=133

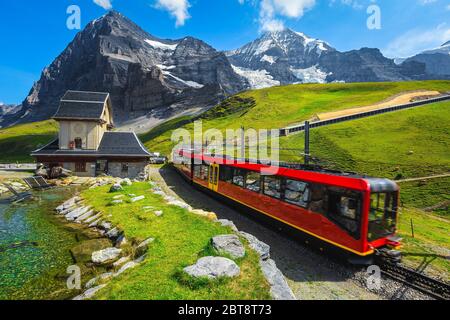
left=173, top=148, right=402, bottom=263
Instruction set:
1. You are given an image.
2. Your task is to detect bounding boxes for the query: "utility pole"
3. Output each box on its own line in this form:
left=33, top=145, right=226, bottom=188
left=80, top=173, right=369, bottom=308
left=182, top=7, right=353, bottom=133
left=240, top=126, right=245, bottom=160
left=304, top=121, right=310, bottom=165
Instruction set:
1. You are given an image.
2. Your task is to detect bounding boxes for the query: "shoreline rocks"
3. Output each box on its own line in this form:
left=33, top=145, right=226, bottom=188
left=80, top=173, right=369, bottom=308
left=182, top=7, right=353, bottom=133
left=92, top=247, right=122, bottom=265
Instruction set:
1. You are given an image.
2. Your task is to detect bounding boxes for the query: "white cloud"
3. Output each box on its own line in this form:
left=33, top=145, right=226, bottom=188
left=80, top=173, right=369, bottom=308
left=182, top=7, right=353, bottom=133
left=418, top=0, right=437, bottom=5
left=93, top=0, right=113, bottom=10
left=155, top=0, right=191, bottom=27
left=240, top=0, right=316, bottom=32
left=383, top=23, right=450, bottom=58
left=329, top=0, right=363, bottom=10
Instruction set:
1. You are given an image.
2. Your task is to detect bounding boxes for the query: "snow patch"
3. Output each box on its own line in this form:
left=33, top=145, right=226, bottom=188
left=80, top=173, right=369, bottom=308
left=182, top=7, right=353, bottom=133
left=162, top=70, right=204, bottom=89
left=156, top=64, right=176, bottom=70
left=290, top=66, right=330, bottom=83
left=295, top=31, right=328, bottom=55
left=232, top=65, right=280, bottom=89
left=145, top=39, right=178, bottom=51
left=261, top=55, right=277, bottom=64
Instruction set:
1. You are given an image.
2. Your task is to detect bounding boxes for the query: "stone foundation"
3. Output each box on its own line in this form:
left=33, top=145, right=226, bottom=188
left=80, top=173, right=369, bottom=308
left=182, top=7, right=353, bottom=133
left=107, top=162, right=147, bottom=179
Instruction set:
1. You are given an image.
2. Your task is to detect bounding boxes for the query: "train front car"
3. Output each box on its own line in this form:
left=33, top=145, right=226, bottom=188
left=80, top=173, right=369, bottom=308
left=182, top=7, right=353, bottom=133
left=363, top=178, right=402, bottom=263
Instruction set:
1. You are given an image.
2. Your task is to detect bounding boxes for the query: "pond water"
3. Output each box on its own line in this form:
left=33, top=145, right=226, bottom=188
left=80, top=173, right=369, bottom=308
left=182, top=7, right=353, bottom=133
left=0, top=187, right=82, bottom=300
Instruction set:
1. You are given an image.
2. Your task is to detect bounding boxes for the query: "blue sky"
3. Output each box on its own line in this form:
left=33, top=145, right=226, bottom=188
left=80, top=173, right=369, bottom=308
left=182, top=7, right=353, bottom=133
left=0, top=0, right=449, bottom=104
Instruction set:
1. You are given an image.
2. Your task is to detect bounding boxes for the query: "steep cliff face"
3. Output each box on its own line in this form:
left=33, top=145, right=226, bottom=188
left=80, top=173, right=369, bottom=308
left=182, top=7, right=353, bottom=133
left=403, top=41, right=450, bottom=78
left=12, top=11, right=247, bottom=126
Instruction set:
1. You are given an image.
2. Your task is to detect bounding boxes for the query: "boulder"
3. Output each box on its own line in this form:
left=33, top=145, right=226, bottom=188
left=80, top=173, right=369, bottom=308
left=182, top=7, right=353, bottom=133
left=217, top=219, right=238, bottom=232
left=191, top=209, right=217, bottom=221
left=92, top=247, right=122, bottom=264
left=154, top=210, right=163, bottom=217
left=76, top=210, right=95, bottom=223
left=113, top=256, right=131, bottom=268
left=65, top=206, right=92, bottom=221
left=239, top=232, right=270, bottom=261
left=84, top=213, right=102, bottom=224
left=130, top=195, right=145, bottom=203
left=35, top=166, right=49, bottom=178
left=99, top=221, right=113, bottom=231
left=115, top=235, right=128, bottom=248
left=115, top=261, right=139, bottom=276
left=73, top=284, right=107, bottom=300
left=88, top=219, right=102, bottom=228
left=121, top=178, right=132, bottom=186
left=260, top=259, right=296, bottom=300
left=56, top=196, right=81, bottom=213
left=211, top=235, right=245, bottom=259
left=168, top=199, right=192, bottom=211
left=106, top=227, right=121, bottom=239
left=184, top=256, right=240, bottom=279
left=111, top=200, right=123, bottom=205
left=109, top=184, right=123, bottom=193
left=70, top=238, right=113, bottom=263
left=85, top=272, right=113, bottom=289
left=134, top=237, right=154, bottom=258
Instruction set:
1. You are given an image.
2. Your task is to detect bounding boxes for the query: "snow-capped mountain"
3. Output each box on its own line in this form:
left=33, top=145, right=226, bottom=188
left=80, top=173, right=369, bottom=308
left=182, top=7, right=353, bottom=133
left=227, top=29, right=335, bottom=87
left=6, top=11, right=247, bottom=127
left=227, top=28, right=417, bottom=88
left=403, top=41, right=450, bottom=76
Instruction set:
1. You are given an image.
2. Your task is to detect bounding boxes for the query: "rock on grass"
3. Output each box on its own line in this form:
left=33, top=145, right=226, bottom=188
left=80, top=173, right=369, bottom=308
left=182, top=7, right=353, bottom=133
left=183, top=256, right=240, bottom=279
left=211, top=235, right=245, bottom=259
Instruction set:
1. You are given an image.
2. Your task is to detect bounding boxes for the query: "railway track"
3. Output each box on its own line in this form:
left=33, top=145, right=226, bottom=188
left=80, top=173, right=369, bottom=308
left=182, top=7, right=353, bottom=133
left=377, top=260, right=450, bottom=300
left=280, top=94, right=450, bottom=136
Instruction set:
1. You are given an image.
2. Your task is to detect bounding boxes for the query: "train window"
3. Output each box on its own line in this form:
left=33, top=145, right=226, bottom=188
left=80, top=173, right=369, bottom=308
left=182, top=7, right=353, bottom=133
left=232, top=168, right=246, bottom=187
left=285, top=179, right=310, bottom=208
left=200, top=165, right=209, bottom=180
left=368, top=192, right=397, bottom=241
left=246, top=171, right=261, bottom=193
left=308, top=183, right=327, bottom=214
left=263, top=176, right=281, bottom=199
left=327, top=187, right=361, bottom=239
left=194, top=165, right=201, bottom=178
left=219, top=166, right=233, bottom=183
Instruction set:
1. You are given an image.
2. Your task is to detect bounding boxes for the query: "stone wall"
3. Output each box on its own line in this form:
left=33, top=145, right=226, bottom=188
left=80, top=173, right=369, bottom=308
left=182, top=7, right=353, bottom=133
left=108, top=162, right=147, bottom=179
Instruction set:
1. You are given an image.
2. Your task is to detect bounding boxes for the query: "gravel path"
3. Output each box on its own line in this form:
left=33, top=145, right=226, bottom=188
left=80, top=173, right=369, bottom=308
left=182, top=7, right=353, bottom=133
left=148, top=166, right=432, bottom=300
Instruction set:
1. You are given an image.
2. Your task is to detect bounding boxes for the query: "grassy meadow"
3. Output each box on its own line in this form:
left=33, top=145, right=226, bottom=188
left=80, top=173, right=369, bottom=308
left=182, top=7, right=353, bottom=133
left=140, top=80, right=450, bottom=157
left=81, top=182, right=271, bottom=300
left=0, top=120, right=58, bottom=163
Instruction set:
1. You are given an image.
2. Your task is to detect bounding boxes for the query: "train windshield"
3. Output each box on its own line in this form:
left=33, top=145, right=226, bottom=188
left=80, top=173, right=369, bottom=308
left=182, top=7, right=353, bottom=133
left=368, top=192, right=398, bottom=241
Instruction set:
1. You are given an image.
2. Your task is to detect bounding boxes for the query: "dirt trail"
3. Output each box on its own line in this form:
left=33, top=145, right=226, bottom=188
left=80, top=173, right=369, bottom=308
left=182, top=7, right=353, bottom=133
left=396, top=173, right=450, bottom=183
left=316, top=91, right=441, bottom=121
left=148, top=165, right=431, bottom=300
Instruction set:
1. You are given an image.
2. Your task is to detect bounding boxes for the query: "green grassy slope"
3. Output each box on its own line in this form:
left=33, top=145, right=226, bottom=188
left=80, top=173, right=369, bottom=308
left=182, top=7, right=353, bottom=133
left=141, top=80, right=450, bottom=156
left=81, top=182, right=270, bottom=300
left=280, top=100, right=450, bottom=179
left=0, top=120, right=58, bottom=163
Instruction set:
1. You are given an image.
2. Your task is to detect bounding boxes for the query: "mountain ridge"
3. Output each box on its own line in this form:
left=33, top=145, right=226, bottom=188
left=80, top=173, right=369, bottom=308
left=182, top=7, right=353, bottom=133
left=1, top=11, right=449, bottom=129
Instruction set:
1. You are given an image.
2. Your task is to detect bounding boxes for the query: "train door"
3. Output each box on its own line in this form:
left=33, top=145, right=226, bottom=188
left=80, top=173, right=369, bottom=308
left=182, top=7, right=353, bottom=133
left=208, top=163, right=219, bottom=192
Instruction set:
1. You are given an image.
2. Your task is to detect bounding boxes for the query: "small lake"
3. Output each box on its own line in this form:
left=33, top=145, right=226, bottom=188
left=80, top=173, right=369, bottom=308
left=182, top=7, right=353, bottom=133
left=0, top=187, right=82, bottom=300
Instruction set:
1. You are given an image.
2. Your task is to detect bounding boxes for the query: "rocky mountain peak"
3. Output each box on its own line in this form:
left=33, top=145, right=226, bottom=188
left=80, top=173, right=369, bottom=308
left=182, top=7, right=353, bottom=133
left=3, top=11, right=247, bottom=129
left=442, top=40, right=450, bottom=47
